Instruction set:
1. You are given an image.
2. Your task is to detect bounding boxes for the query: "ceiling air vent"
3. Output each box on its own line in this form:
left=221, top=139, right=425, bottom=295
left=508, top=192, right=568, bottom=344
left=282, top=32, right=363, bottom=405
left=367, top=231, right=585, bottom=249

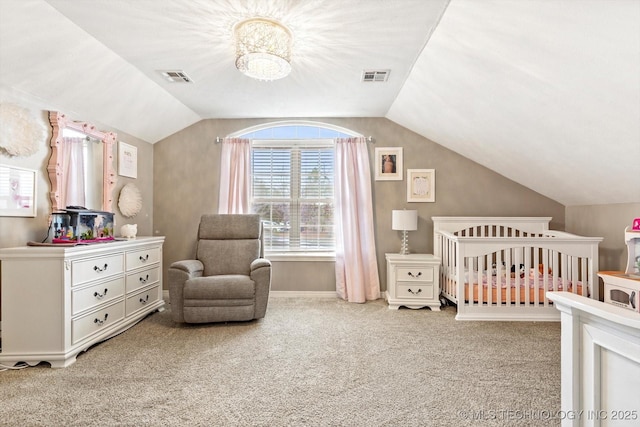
left=362, top=69, right=390, bottom=82
left=159, top=70, right=193, bottom=83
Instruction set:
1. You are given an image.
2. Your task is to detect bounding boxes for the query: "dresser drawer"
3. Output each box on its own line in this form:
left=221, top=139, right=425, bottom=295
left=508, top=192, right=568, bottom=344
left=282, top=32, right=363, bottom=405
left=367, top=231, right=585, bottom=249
left=126, top=266, right=160, bottom=293
left=72, top=253, right=124, bottom=286
left=72, top=301, right=125, bottom=344
left=397, top=283, right=435, bottom=299
left=396, top=266, right=434, bottom=282
left=126, top=247, right=161, bottom=271
left=126, top=285, right=161, bottom=316
left=72, top=277, right=125, bottom=315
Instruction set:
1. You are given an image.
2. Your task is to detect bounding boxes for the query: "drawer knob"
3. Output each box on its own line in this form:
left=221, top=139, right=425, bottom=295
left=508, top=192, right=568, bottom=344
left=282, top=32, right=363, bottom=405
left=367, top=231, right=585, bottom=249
left=139, top=254, right=150, bottom=262
left=94, top=289, right=108, bottom=299
left=408, top=288, right=422, bottom=295
left=94, top=263, right=108, bottom=272
left=139, top=295, right=150, bottom=304
left=407, top=271, right=422, bottom=278
left=139, top=274, right=149, bottom=283
left=94, top=313, right=109, bottom=325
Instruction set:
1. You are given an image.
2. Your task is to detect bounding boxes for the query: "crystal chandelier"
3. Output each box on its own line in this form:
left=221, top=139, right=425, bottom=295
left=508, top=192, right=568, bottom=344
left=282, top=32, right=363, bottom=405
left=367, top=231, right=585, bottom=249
left=234, top=18, right=292, bottom=81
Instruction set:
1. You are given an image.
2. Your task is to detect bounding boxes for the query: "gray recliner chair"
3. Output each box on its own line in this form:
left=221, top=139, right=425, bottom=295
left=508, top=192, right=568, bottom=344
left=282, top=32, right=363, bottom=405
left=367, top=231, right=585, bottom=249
left=168, top=214, right=271, bottom=323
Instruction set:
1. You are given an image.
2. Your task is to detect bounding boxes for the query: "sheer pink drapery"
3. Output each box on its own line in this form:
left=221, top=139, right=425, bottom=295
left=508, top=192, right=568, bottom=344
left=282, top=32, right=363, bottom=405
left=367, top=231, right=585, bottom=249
left=218, top=138, right=251, bottom=214
left=334, top=137, right=381, bottom=302
left=61, top=136, right=86, bottom=208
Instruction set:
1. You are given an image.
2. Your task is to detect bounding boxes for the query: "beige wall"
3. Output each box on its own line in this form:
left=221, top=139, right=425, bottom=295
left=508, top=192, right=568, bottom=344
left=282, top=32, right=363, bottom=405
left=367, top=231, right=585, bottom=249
left=153, top=117, right=566, bottom=293
left=566, top=203, right=640, bottom=271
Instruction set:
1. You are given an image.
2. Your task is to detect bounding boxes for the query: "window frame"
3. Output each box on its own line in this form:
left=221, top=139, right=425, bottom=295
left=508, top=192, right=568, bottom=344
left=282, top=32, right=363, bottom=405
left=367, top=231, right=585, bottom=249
left=229, top=121, right=365, bottom=260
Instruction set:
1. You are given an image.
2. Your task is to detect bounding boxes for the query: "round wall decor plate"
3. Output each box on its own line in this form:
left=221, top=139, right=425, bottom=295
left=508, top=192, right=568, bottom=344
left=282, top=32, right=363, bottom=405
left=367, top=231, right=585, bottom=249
left=118, top=183, right=142, bottom=217
left=0, top=103, right=45, bottom=157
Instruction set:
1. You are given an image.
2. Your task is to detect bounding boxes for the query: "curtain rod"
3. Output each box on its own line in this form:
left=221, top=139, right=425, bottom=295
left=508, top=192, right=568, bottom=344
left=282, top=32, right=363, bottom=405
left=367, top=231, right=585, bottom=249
left=215, top=136, right=374, bottom=143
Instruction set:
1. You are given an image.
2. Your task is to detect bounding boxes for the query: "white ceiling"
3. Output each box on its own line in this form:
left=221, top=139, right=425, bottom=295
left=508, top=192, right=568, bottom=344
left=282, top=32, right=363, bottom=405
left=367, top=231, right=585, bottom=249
left=0, top=0, right=638, bottom=206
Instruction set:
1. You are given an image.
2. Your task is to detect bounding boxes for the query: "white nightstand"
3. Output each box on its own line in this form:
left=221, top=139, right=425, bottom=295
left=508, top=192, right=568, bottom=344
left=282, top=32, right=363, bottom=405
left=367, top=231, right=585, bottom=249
left=386, top=253, right=441, bottom=310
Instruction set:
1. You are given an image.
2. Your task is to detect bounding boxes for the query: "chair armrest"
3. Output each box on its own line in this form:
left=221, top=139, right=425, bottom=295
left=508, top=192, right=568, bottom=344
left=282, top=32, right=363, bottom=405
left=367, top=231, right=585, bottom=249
left=168, top=260, right=204, bottom=323
left=250, top=258, right=271, bottom=272
left=251, top=258, right=272, bottom=319
left=170, top=260, right=204, bottom=276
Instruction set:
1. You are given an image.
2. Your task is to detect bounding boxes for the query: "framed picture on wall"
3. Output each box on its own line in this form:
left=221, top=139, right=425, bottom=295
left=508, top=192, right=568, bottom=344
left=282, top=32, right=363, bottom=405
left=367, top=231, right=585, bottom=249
left=374, top=147, right=403, bottom=181
left=0, top=165, right=37, bottom=217
left=407, top=169, right=435, bottom=202
left=118, top=141, right=137, bottom=178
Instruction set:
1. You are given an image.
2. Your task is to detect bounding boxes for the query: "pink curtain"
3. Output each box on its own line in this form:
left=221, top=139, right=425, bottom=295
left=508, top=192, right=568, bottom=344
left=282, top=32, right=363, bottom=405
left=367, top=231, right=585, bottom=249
left=61, top=137, right=86, bottom=208
left=335, top=137, right=381, bottom=302
left=218, top=138, right=251, bottom=214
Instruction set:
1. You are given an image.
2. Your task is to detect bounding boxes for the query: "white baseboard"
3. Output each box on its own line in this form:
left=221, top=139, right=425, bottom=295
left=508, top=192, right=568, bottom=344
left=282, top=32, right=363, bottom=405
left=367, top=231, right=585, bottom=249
left=271, top=291, right=388, bottom=300
left=270, top=291, right=338, bottom=298
left=162, top=289, right=387, bottom=302
left=162, top=289, right=339, bottom=302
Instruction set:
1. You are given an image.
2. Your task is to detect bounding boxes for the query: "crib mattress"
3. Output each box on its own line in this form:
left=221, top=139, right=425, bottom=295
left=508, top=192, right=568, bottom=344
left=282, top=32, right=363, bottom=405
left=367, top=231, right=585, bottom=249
left=463, top=282, right=584, bottom=304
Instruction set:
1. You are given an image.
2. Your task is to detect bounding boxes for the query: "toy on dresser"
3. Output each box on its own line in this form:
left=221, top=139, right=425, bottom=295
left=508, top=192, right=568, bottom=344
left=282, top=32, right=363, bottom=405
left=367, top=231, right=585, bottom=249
left=120, top=223, right=138, bottom=239
left=626, top=218, right=640, bottom=277
left=599, top=219, right=640, bottom=312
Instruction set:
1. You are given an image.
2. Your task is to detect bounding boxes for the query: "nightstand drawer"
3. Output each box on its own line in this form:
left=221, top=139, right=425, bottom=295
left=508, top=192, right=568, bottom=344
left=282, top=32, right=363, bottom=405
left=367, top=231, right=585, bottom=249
left=396, top=266, right=434, bottom=282
left=397, top=283, right=435, bottom=299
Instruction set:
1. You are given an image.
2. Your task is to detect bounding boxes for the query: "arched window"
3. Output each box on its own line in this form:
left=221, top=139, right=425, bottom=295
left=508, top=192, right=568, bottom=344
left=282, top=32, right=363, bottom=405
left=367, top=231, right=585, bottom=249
left=231, top=121, right=361, bottom=253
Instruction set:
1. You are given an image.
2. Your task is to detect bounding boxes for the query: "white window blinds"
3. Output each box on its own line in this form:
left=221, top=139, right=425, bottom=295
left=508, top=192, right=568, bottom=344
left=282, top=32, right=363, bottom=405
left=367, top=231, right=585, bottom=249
left=251, top=140, right=335, bottom=252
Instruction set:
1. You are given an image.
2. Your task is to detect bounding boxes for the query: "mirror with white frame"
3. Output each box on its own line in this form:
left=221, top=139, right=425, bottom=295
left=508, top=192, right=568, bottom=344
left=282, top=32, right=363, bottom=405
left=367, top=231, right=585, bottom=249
left=47, top=111, right=117, bottom=212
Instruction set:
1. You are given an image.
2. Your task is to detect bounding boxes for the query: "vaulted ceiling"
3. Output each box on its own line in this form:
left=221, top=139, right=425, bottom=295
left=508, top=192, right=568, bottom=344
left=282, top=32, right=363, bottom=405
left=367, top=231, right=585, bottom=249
left=1, top=0, right=638, bottom=206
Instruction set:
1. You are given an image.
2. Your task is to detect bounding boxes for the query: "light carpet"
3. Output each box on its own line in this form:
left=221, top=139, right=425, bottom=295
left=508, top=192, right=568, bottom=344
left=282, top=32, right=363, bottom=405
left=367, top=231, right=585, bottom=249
left=0, top=297, right=561, bottom=426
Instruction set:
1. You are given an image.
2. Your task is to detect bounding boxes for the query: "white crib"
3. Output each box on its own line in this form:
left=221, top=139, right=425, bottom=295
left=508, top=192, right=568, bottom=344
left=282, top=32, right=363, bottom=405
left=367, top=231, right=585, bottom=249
left=432, top=217, right=602, bottom=321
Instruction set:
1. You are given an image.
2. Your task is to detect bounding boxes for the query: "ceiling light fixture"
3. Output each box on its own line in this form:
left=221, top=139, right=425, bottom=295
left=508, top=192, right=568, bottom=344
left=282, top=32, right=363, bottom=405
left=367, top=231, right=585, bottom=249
left=234, top=18, right=292, bottom=81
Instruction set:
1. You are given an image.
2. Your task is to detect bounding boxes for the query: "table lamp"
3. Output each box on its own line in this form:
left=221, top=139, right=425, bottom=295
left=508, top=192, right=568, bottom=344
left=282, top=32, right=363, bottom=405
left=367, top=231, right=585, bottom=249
left=392, top=209, right=418, bottom=255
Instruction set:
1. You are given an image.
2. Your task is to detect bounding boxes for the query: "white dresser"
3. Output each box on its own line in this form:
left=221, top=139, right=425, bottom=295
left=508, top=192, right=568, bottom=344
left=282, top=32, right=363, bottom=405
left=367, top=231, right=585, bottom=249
left=547, top=292, right=640, bottom=425
left=0, top=237, right=165, bottom=368
left=386, top=253, right=441, bottom=310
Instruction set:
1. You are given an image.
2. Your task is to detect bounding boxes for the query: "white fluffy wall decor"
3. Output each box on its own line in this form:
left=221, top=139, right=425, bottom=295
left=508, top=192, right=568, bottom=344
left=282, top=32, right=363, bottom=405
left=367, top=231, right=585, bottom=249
left=0, top=103, right=46, bottom=157
left=118, top=183, right=142, bottom=218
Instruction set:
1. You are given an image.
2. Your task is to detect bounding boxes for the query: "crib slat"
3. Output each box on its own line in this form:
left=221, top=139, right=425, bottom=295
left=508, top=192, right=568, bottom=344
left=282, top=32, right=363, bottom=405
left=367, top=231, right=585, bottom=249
left=550, top=250, right=556, bottom=304
left=524, top=246, right=531, bottom=305
left=575, top=257, right=579, bottom=295
left=478, top=256, right=484, bottom=307
left=561, top=253, right=568, bottom=294
left=533, top=247, right=540, bottom=305
left=494, top=251, right=502, bottom=306
left=514, top=248, right=522, bottom=305
left=579, top=257, right=584, bottom=296
left=449, top=238, right=455, bottom=299
left=486, top=254, right=492, bottom=305
left=505, top=250, right=512, bottom=305
left=543, top=249, right=550, bottom=307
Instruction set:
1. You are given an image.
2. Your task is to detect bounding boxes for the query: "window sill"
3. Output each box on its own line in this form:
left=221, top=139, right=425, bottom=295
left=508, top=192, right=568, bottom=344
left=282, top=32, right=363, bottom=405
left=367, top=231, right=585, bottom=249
left=265, top=252, right=336, bottom=262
